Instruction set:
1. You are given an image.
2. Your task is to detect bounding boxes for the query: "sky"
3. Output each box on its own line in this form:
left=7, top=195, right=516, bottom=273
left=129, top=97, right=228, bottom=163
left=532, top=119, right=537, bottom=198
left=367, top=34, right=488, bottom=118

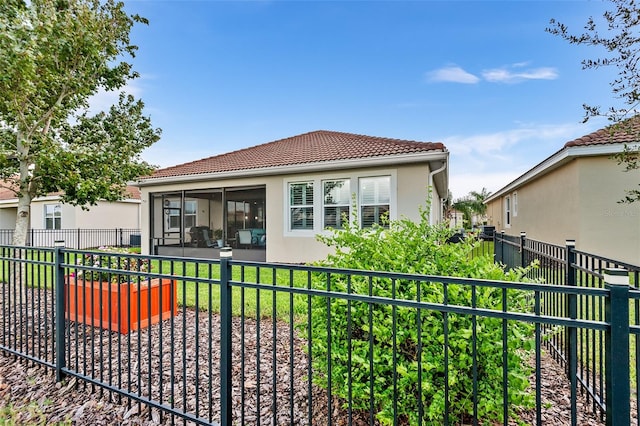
left=96, top=0, right=620, bottom=199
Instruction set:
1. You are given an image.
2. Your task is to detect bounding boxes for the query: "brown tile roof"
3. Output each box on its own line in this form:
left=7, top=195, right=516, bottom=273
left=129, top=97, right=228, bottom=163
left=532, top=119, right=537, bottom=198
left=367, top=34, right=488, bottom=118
left=149, top=130, right=446, bottom=179
left=0, top=185, right=17, bottom=201
left=565, top=117, right=640, bottom=148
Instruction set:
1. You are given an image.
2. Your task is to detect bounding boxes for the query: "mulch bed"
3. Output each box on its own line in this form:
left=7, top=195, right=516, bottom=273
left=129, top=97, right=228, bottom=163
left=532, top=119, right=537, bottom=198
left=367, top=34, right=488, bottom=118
left=0, top=305, right=635, bottom=425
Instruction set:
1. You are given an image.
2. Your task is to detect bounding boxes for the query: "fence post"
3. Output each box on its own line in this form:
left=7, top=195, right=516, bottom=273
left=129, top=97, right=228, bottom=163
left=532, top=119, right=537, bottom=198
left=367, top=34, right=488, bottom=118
left=219, top=247, right=233, bottom=426
left=54, top=241, right=66, bottom=382
left=564, top=239, right=577, bottom=423
left=519, top=231, right=526, bottom=268
left=604, top=268, right=630, bottom=426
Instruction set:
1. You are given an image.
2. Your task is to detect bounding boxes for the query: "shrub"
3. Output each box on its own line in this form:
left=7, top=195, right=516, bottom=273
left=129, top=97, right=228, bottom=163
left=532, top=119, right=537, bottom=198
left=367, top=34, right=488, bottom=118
left=309, top=203, right=536, bottom=425
left=75, top=247, right=150, bottom=283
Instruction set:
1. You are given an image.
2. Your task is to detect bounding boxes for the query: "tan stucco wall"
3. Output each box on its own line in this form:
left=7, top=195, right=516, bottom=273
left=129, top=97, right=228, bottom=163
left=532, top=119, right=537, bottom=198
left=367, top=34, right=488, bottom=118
left=74, top=201, right=140, bottom=229
left=25, top=199, right=140, bottom=230
left=140, top=162, right=436, bottom=264
left=487, top=155, right=640, bottom=265
left=0, top=207, right=17, bottom=229
left=30, top=200, right=76, bottom=229
left=576, top=156, right=640, bottom=265
left=487, top=161, right=580, bottom=243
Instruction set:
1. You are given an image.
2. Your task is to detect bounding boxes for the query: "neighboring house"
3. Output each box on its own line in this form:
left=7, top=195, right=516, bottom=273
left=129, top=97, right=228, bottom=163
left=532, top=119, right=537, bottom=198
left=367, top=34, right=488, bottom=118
left=447, top=209, right=465, bottom=229
left=485, top=120, right=640, bottom=265
left=0, top=185, right=142, bottom=246
left=136, top=130, right=449, bottom=263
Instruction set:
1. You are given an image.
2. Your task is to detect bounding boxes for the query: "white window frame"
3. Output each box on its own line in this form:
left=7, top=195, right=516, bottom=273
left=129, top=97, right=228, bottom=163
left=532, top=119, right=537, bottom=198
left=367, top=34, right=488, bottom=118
left=512, top=192, right=518, bottom=217
left=184, top=200, right=197, bottom=229
left=165, top=200, right=181, bottom=232
left=504, top=195, right=511, bottom=227
left=283, top=171, right=396, bottom=237
left=44, top=204, right=62, bottom=230
left=322, top=179, right=351, bottom=229
left=288, top=181, right=315, bottom=232
left=359, top=176, right=391, bottom=228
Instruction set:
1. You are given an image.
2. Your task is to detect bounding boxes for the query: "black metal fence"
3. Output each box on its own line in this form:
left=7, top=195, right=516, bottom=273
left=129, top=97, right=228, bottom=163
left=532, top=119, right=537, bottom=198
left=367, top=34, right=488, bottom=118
left=495, top=231, right=640, bottom=422
left=0, top=245, right=638, bottom=425
left=0, top=228, right=141, bottom=249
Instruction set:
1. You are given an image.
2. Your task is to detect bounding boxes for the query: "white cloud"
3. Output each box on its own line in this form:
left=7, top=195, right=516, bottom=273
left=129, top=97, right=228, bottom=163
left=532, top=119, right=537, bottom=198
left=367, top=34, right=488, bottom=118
left=444, top=122, right=586, bottom=158
left=427, top=63, right=558, bottom=85
left=482, top=66, right=558, bottom=83
left=427, top=66, right=480, bottom=84
left=444, top=121, right=600, bottom=198
left=450, top=172, right=521, bottom=199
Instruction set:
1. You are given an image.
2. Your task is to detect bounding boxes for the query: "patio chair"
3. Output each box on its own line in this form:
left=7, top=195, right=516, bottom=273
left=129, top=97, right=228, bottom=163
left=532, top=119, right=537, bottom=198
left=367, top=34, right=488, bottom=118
left=236, top=229, right=253, bottom=249
left=201, top=229, right=217, bottom=248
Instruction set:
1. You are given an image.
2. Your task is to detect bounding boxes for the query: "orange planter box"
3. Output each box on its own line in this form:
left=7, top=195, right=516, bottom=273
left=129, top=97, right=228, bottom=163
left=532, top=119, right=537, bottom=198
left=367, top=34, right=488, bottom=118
left=65, top=277, right=178, bottom=334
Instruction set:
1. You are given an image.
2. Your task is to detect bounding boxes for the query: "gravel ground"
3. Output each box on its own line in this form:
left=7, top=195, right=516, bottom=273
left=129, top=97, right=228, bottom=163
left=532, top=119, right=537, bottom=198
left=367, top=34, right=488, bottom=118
left=0, top=306, right=635, bottom=425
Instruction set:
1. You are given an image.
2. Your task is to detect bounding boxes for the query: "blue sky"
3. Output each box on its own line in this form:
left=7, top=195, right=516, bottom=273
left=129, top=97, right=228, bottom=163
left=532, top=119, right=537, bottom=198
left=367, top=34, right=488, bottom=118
left=100, top=0, right=618, bottom=198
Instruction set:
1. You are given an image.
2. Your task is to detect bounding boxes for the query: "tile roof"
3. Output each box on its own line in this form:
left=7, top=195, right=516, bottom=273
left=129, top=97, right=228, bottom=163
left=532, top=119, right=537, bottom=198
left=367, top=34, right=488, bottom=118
left=565, top=116, right=640, bottom=148
left=149, top=130, right=446, bottom=179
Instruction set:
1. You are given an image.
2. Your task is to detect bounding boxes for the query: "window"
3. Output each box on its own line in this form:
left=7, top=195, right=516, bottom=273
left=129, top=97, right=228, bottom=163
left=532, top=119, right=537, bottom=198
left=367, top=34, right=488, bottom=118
left=289, top=182, right=314, bottom=230
left=166, top=200, right=181, bottom=231
left=184, top=200, right=197, bottom=229
left=323, top=179, right=350, bottom=229
left=505, top=195, right=511, bottom=227
left=359, top=176, right=390, bottom=228
left=45, top=204, right=62, bottom=230
left=512, top=192, right=518, bottom=217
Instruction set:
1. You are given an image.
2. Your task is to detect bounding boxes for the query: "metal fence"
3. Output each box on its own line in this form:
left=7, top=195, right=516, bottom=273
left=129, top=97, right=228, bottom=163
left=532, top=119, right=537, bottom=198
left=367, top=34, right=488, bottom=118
left=0, top=245, right=637, bottom=425
left=495, top=231, right=640, bottom=421
left=0, top=228, right=141, bottom=249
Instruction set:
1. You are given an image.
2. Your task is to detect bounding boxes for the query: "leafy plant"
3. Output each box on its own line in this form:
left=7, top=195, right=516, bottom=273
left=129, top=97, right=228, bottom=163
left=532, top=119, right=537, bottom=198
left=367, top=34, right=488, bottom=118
left=308, top=201, right=537, bottom=424
left=74, top=247, right=150, bottom=284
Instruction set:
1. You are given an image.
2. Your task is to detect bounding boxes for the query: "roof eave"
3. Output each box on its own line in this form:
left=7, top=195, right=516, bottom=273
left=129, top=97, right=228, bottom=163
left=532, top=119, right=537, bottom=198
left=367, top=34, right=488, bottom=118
left=484, top=143, right=631, bottom=204
left=136, top=150, right=449, bottom=187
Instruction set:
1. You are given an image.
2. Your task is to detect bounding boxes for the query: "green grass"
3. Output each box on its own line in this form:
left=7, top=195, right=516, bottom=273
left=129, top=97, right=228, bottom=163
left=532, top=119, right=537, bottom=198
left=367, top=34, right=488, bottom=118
left=470, top=240, right=494, bottom=259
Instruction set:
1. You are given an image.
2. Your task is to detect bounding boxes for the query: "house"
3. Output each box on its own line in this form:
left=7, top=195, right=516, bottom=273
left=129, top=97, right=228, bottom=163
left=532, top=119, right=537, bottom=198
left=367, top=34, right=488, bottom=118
left=484, top=120, right=640, bottom=265
left=0, top=185, right=142, bottom=247
left=136, top=130, right=449, bottom=263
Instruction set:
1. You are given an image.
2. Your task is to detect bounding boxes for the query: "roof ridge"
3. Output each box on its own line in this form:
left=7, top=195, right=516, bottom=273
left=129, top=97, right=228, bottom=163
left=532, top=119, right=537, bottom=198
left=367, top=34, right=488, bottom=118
left=149, top=130, right=445, bottom=179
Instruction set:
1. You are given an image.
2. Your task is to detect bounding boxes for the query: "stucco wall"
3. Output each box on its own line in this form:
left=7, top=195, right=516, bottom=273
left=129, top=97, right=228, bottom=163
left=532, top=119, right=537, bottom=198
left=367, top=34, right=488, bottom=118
left=487, top=161, right=580, bottom=244
left=0, top=207, right=17, bottom=229
left=577, top=156, right=640, bottom=265
left=487, top=155, right=640, bottom=265
left=30, top=200, right=76, bottom=229
left=74, top=201, right=140, bottom=229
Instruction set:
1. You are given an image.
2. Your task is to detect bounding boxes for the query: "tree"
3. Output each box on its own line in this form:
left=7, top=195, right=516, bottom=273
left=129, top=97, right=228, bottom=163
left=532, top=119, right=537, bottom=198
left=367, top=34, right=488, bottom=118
left=451, top=188, right=490, bottom=227
left=0, top=0, right=160, bottom=245
left=547, top=0, right=640, bottom=202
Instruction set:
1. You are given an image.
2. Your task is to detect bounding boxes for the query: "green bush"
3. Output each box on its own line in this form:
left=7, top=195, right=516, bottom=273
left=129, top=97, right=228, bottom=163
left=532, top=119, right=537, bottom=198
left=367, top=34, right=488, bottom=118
left=309, top=204, right=536, bottom=425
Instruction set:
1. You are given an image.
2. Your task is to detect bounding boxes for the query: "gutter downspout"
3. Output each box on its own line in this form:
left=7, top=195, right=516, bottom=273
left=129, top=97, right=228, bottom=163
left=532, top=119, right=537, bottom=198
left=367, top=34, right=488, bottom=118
left=428, top=161, right=447, bottom=225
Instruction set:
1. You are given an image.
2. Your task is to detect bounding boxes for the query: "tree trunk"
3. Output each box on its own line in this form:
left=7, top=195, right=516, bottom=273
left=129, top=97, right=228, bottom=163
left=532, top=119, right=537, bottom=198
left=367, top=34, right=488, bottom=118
left=10, top=134, right=33, bottom=299
left=12, top=132, right=32, bottom=247
left=12, top=194, right=31, bottom=247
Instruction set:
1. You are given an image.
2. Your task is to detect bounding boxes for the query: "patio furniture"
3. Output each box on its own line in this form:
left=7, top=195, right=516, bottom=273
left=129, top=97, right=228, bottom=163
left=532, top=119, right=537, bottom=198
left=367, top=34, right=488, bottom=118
left=201, top=229, right=218, bottom=248
left=236, top=229, right=253, bottom=249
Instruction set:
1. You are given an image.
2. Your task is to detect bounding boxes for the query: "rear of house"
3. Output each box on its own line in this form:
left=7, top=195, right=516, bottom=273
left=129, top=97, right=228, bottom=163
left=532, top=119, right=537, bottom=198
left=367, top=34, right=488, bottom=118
left=136, top=130, right=449, bottom=264
left=485, top=120, right=640, bottom=265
